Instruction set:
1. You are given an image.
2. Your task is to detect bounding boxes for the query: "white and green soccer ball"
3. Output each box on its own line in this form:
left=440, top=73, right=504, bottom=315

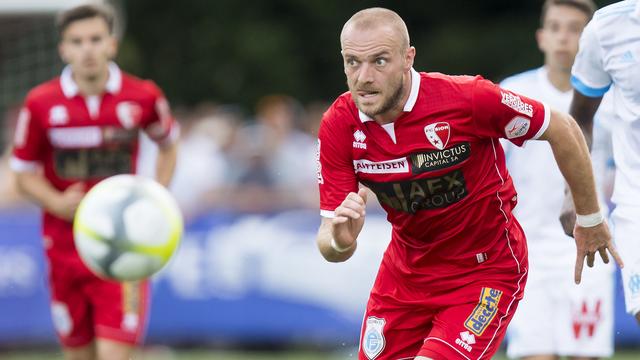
left=73, top=174, right=183, bottom=281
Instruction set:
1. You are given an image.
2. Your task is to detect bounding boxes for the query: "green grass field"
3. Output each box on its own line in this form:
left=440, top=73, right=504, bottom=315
left=2, top=349, right=640, bottom=360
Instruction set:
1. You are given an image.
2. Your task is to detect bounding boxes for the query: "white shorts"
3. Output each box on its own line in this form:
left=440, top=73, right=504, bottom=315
left=612, top=205, right=640, bottom=315
left=506, top=260, right=614, bottom=358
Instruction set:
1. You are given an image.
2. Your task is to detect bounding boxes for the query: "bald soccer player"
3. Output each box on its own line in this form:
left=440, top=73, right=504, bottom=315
left=315, top=7, right=621, bottom=360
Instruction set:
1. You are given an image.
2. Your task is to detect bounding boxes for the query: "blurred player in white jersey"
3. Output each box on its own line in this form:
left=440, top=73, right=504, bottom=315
left=567, top=0, right=640, bottom=326
left=501, top=1, right=615, bottom=359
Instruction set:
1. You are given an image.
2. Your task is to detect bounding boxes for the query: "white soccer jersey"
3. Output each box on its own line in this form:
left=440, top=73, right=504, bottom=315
left=503, top=67, right=615, bottom=358
left=501, top=67, right=614, bottom=270
left=571, top=0, right=640, bottom=208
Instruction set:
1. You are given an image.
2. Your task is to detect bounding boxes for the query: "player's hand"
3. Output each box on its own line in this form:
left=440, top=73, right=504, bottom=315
left=559, top=188, right=576, bottom=237
left=573, top=221, right=623, bottom=284
left=331, top=188, right=368, bottom=251
left=51, top=182, right=86, bottom=222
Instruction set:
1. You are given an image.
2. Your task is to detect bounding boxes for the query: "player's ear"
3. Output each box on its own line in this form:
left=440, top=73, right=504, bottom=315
left=58, top=41, right=69, bottom=63
left=535, top=28, right=545, bottom=53
left=405, top=46, right=416, bottom=71
left=107, top=36, right=118, bottom=59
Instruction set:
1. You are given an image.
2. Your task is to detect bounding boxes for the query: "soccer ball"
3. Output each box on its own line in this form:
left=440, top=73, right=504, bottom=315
left=73, top=174, right=183, bottom=281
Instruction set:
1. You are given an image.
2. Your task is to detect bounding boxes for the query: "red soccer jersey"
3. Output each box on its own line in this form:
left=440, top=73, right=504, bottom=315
left=11, top=63, right=178, bottom=255
left=318, top=70, right=550, bottom=293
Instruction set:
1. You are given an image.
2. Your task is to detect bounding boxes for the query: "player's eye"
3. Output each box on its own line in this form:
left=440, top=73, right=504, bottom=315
left=375, top=58, right=387, bottom=66
left=346, top=58, right=359, bottom=67
left=91, top=36, right=103, bottom=44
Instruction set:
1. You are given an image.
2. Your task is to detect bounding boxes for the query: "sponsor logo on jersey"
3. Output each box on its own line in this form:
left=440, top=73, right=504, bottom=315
left=316, top=139, right=324, bottom=184
left=455, top=331, right=475, bottom=352
left=48, top=126, right=102, bottom=148
left=116, top=101, right=143, bottom=129
left=572, top=299, right=602, bottom=339
left=49, top=105, right=69, bottom=125
left=410, top=142, right=470, bottom=173
left=424, top=122, right=450, bottom=150
left=362, top=169, right=468, bottom=214
left=353, top=130, right=367, bottom=149
left=354, top=158, right=409, bottom=174
left=464, top=287, right=503, bottom=336
left=362, top=316, right=385, bottom=359
left=505, top=116, right=530, bottom=139
left=500, top=91, right=533, bottom=117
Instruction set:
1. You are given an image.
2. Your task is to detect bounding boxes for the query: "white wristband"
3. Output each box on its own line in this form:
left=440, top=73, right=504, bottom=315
left=331, top=238, right=355, bottom=253
left=576, top=211, right=604, bottom=228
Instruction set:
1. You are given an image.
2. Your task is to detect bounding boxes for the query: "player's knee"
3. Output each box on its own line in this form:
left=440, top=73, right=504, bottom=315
left=635, top=311, right=640, bottom=325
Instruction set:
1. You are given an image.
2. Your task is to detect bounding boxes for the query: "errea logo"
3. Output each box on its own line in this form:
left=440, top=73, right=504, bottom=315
left=353, top=130, right=367, bottom=149
left=455, top=331, right=475, bottom=352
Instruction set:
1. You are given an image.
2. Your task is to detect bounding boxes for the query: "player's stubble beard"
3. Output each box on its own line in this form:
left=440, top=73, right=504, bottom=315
left=352, top=74, right=405, bottom=120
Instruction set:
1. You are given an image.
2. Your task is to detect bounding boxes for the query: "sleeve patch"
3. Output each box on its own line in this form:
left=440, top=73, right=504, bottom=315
left=504, top=116, right=531, bottom=139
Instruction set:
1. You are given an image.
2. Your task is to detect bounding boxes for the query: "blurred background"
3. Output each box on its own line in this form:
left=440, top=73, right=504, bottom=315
left=0, top=0, right=638, bottom=359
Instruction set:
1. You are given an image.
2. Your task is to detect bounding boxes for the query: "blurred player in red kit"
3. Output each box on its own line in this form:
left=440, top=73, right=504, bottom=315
left=315, top=7, right=622, bottom=360
left=10, top=4, right=178, bottom=360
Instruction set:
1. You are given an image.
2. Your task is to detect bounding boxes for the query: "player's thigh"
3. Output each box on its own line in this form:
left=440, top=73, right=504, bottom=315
left=49, top=261, right=95, bottom=348
left=611, top=207, right=640, bottom=315
left=88, top=277, right=150, bottom=346
left=96, top=338, right=136, bottom=360
left=61, top=342, right=95, bottom=360
left=419, top=285, right=522, bottom=360
left=358, top=302, right=434, bottom=360
left=506, top=269, right=556, bottom=358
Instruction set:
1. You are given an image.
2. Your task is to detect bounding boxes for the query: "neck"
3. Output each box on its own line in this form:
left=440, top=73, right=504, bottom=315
left=74, top=68, right=109, bottom=96
left=546, top=65, right=572, bottom=92
left=373, top=71, right=412, bottom=125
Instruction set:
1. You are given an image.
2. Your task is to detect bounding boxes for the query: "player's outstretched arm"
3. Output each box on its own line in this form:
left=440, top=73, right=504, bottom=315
left=14, top=171, right=84, bottom=221
left=539, top=109, right=623, bottom=284
left=155, top=140, right=178, bottom=187
left=316, top=188, right=368, bottom=263
left=559, top=91, right=605, bottom=235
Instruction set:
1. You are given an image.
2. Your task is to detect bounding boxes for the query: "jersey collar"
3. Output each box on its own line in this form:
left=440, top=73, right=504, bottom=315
left=358, top=67, right=421, bottom=123
left=60, top=62, right=122, bottom=98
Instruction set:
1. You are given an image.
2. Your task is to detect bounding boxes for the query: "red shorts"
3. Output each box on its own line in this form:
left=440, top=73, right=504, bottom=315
left=358, top=261, right=527, bottom=360
left=47, top=251, right=150, bottom=348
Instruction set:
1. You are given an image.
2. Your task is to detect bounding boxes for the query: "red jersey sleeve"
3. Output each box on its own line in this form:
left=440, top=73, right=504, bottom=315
left=471, top=77, right=550, bottom=146
left=10, top=94, right=45, bottom=172
left=317, top=107, right=358, bottom=217
left=140, top=81, right=178, bottom=146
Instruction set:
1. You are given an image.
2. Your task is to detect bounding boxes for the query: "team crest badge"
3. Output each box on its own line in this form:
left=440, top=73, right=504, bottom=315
left=363, top=316, right=385, bottom=359
left=49, top=105, right=69, bottom=125
left=116, top=101, right=143, bottom=129
left=424, top=122, right=450, bottom=150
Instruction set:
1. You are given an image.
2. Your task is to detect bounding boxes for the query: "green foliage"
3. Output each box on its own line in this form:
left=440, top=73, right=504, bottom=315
left=119, top=0, right=617, bottom=110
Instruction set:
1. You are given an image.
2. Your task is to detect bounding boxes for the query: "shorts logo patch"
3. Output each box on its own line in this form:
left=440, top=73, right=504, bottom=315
left=628, top=273, right=640, bottom=297
left=464, top=287, right=503, bottom=336
left=51, top=301, right=73, bottom=336
left=363, top=316, right=386, bottom=359
left=455, top=331, right=475, bottom=352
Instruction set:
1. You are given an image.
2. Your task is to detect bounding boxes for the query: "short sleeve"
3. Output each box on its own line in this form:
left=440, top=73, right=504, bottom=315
left=317, top=109, right=358, bottom=217
left=10, top=96, right=45, bottom=172
left=472, top=78, right=550, bottom=147
left=571, top=20, right=612, bottom=97
left=141, top=81, right=179, bottom=146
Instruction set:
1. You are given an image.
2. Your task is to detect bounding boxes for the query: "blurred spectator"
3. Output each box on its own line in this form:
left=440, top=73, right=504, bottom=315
left=227, top=95, right=317, bottom=211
